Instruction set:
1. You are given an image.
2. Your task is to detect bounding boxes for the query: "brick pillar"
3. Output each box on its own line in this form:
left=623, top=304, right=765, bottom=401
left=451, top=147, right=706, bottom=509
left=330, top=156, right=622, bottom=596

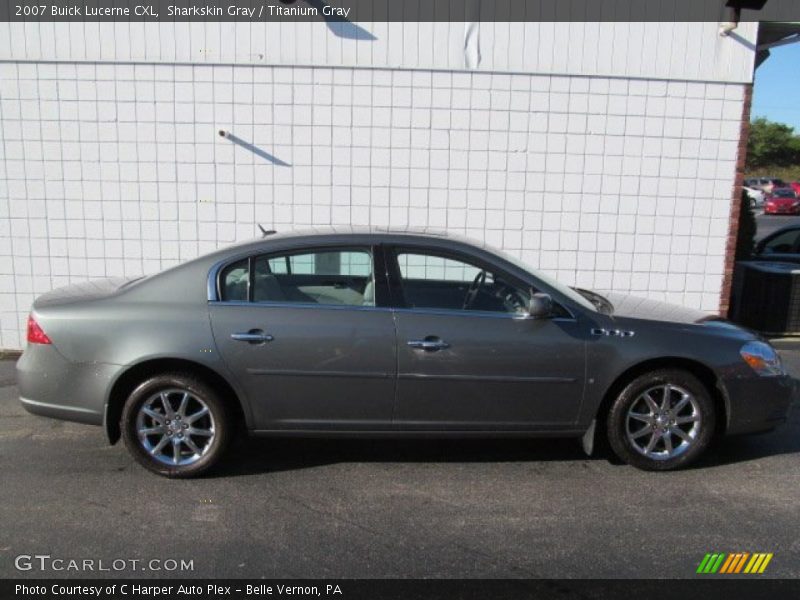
left=719, top=83, right=753, bottom=317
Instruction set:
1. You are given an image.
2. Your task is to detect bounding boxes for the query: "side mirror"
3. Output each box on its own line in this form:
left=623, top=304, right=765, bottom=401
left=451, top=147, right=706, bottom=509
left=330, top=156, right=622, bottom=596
left=528, top=292, right=553, bottom=319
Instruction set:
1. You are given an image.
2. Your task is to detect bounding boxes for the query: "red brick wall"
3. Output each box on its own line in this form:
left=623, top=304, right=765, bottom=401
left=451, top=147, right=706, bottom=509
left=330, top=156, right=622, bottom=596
left=719, top=84, right=753, bottom=317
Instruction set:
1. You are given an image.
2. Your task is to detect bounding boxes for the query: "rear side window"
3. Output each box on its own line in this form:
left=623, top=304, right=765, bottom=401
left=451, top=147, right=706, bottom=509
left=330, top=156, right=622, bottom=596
left=218, top=249, right=375, bottom=306
left=241, top=248, right=376, bottom=306
left=220, top=259, right=249, bottom=301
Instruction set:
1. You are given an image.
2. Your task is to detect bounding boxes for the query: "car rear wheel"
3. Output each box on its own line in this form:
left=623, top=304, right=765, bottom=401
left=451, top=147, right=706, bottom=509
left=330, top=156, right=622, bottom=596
left=607, top=369, right=715, bottom=471
left=121, top=373, right=231, bottom=478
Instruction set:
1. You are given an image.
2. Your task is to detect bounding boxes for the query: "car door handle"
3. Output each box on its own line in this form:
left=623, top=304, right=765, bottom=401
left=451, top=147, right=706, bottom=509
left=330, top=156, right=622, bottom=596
left=231, top=330, right=274, bottom=344
left=407, top=338, right=450, bottom=351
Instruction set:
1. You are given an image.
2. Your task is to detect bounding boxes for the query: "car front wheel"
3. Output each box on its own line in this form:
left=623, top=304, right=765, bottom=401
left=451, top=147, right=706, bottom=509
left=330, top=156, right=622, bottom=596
left=121, top=373, right=231, bottom=477
left=606, top=369, right=715, bottom=471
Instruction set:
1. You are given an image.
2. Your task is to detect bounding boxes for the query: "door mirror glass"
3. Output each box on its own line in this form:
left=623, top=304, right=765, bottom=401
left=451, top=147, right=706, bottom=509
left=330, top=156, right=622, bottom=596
left=528, top=293, right=553, bottom=319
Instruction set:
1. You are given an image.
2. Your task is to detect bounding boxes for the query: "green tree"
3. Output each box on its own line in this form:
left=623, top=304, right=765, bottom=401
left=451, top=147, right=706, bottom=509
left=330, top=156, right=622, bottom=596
left=746, top=117, right=800, bottom=170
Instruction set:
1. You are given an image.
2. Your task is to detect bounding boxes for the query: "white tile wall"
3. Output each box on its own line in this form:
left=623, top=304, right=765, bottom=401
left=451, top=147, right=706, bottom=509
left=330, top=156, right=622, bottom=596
left=0, top=22, right=758, bottom=84
left=0, top=61, right=743, bottom=349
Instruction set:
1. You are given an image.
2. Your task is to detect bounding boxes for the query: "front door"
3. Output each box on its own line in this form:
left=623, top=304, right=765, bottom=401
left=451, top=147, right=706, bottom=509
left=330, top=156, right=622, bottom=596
left=209, top=246, right=397, bottom=430
left=388, top=247, right=586, bottom=430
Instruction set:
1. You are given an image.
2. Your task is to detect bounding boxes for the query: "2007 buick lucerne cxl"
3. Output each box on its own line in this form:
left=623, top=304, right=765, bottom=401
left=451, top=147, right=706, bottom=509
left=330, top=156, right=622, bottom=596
left=17, top=228, right=795, bottom=477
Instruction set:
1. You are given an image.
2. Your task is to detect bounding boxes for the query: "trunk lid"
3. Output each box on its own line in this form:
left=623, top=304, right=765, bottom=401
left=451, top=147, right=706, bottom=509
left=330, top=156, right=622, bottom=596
left=32, top=277, right=141, bottom=309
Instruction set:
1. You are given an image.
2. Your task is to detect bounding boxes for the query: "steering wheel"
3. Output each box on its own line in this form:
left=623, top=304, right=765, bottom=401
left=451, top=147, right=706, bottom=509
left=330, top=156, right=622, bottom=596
left=462, top=270, right=487, bottom=309
left=494, top=283, right=526, bottom=313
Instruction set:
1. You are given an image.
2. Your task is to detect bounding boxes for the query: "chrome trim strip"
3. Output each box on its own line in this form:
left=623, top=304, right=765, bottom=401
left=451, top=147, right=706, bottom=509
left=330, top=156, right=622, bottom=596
left=207, top=256, right=229, bottom=302
left=245, top=368, right=392, bottom=379
left=207, top=244, right=581, bottom=321
left=399, top=374, right=577, bottom=383
left=208, top=300, right=576, bottom=322
left=210, top=300, right=391, bottom=313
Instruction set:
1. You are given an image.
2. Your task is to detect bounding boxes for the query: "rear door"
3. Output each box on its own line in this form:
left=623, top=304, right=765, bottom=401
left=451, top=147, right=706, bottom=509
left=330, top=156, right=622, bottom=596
left=209, top=245, right=397, bottom=430
left=386, top=246, right=586, bottom=430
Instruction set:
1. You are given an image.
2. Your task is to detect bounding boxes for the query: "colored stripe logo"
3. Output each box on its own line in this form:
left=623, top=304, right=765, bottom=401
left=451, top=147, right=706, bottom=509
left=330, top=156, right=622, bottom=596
left=697, top=553, right=773, bottom=574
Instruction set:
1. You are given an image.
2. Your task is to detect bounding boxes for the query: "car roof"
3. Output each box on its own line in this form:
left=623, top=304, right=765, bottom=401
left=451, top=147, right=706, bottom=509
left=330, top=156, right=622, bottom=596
left=204, top=226, right=494, bottom=261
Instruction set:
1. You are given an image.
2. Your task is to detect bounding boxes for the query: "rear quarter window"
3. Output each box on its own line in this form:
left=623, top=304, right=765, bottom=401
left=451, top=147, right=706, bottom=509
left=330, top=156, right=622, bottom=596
left=220, top=259, right=249, bottom=301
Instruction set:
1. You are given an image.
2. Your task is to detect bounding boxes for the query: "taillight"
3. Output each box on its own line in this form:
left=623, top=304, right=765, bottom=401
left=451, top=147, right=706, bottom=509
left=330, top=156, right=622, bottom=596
left=27, top=315, right=52, bottom=345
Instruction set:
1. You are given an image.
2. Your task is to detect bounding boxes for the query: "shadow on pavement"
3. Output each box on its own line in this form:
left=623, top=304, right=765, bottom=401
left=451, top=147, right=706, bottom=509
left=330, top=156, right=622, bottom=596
left=694, top=420, right=800, bottom=470
left=214, top=436, right=601, bottom=478
left=215, top=410, right=800, bottom=478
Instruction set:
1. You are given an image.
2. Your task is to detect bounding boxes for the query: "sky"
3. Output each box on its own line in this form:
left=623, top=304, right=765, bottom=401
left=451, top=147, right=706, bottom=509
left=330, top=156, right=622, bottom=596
left=751, top=41, right=800, bottom=131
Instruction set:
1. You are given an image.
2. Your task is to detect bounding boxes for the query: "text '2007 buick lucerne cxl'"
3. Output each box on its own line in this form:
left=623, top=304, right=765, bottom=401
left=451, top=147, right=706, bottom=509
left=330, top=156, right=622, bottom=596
left=16, top=228, right=796, bottom=477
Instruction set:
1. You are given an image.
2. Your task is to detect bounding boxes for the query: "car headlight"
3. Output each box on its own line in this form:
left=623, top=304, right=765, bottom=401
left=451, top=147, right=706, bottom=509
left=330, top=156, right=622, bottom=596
left=740, top=341, right=784, bottom=376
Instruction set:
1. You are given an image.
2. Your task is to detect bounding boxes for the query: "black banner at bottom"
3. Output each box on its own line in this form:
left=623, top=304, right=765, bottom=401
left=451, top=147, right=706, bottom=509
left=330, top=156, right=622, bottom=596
left=4, top=579, right=800, bottom=600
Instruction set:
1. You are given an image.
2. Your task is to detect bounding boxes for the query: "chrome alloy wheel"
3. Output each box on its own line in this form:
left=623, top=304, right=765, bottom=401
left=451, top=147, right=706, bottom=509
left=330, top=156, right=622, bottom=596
left=625, top=384, right=701, bottom=461
left=135, top=389, right=216, bottom=466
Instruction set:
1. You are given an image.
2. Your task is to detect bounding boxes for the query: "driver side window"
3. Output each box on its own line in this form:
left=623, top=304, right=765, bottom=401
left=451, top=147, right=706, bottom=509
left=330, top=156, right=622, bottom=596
left=394, top=251, right=530, bottom=314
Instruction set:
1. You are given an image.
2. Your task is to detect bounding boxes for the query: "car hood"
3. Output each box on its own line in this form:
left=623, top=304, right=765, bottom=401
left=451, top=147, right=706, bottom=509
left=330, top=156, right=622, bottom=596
left=602, top=292, right=719, bottom=324
left=767, top=196, right=797, bottom=204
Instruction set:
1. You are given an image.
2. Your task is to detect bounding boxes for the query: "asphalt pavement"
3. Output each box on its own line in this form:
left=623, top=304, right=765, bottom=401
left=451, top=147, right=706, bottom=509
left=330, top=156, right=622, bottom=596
left=1, top=351, right=799, bottom=580
left=754, top=211, right=800, bottom=241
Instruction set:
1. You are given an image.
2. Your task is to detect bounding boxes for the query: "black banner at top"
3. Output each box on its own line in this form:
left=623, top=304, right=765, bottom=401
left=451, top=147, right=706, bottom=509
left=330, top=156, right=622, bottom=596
left=2, top=0, right=800, bottom=23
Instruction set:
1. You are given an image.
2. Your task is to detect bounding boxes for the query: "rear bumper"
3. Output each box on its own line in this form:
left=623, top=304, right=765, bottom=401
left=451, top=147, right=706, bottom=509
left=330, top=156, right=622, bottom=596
left=764, top=207, right=800, bottom=215
left=723, top=373, right=796, bottom=435
left=16, top=344, right=119, bottom=426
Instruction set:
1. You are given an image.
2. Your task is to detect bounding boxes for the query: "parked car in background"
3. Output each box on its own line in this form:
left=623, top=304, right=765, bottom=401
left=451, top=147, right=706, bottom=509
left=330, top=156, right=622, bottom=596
left=744, top=185, right=766, bottom=208
left=16, top=228, right=795, bottom=477
left=790, top=181, right=800, bottom=196
left=764, top=188, right=800, bottom=215
left=747, top=177, right=789, bottom=194
left=754, top=225, right=800, bottom=263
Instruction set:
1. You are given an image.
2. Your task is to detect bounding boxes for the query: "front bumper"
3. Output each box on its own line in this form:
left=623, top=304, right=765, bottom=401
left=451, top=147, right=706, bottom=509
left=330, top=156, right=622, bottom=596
left=16, top=344, right=119, bottom=426
left=723, top=373, right=797, bottom=435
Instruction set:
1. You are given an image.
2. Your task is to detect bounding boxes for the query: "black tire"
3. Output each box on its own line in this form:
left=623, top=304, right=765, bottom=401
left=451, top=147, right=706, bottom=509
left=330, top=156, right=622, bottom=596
left=121, top=372, right=231, bottom=478
left=606, top=369, right=715, bottom=471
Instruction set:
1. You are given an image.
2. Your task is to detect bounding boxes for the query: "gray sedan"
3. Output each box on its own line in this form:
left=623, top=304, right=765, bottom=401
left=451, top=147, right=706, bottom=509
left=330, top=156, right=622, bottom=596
left=16, top=228, right=795, bottom=477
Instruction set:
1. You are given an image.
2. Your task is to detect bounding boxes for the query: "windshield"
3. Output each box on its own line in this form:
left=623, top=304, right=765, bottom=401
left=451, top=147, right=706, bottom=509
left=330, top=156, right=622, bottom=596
left=773, top=189, right=795, bottom=198
left=487, top=244, right=599, bottom=313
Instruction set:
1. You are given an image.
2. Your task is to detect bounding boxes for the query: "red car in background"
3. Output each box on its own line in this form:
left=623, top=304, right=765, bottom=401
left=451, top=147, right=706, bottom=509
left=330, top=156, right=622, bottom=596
left=791, top=181, right=800, bottom=196
left=764, top=187, right=800, bottom=215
